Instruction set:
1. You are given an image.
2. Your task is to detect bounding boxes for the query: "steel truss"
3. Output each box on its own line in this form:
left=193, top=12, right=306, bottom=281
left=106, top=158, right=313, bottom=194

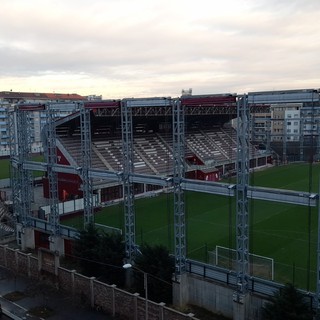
left=121, top=97, right=174, bottom=262
left=236, top=95, right=250, bottom=296
left=122, top=100, right=136, bottom=261
left=80, top=104, right=94, bottom=227
left=9, top=106, right=37, bottom=233
left=7, top=106, right=19, bottom=236
left=45, top=106, right=60, bottom=235
left=173, top=99, right=186, bottom=277
left=10, top=89, right=320, bottom=310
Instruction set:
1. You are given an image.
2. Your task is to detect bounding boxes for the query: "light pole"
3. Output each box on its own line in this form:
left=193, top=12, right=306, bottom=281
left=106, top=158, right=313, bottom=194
left=123, top=263, right=148, bottom=320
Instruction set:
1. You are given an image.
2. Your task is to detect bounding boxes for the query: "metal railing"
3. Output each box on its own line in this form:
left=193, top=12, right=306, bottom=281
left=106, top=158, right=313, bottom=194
left=186, top=259, right=316, bottom=307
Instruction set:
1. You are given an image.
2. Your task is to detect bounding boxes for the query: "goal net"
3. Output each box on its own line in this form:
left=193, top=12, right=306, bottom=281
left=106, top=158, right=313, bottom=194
left=208, top=245, right=274, bottom=281
left=94, top=223, right=122, bottom=236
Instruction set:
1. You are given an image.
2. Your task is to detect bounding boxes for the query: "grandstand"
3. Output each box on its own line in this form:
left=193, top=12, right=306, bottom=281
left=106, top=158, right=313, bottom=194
left=7, top=89, right=320, bottom=320
left=47, top=95, right=270, bottom=204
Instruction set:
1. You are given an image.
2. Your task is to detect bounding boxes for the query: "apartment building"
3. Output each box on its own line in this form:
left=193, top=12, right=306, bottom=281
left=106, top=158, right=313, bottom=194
left=0, top=91, right=86, bottom=156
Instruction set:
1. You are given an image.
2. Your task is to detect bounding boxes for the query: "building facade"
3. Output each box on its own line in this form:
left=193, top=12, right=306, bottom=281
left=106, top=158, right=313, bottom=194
left=0, top=91, right=87, bottom=156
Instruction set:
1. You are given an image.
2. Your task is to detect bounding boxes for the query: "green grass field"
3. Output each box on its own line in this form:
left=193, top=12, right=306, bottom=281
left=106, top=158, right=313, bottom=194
left=62, top=162, right=320, bottom=291
left=0, top=158, right=11, bottom=180
left=0, top=155, right=44, bottom=180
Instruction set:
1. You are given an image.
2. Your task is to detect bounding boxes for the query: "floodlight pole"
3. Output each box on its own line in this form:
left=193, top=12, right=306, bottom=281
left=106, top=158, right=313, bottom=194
left=123, top=263, right=148, bottom=320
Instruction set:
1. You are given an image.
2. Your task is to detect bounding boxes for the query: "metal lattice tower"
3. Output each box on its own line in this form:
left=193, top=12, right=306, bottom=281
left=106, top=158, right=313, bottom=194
left=173, top=99, right=186, bottom=277
left=45, top=104, right=60, bottom=235
left=300, top=116, right=304, bottom=161
left=121, top=100, right=136, bottom=261
left=283, top=118, right=287, bottom=163
left=266, top=118, right=271, bottom=152
left=318, top=118, right=320, bottom=161
left=7, top=106, right=20, bottom=223
left=80, top=104, right=94, bottom=227
left=16, top=107, right=34, bottom=226
left=236, top=95, right=250, bottom=295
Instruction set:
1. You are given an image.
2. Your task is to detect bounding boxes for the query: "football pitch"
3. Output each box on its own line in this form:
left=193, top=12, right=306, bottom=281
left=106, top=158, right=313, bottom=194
left=63, top=162, right=320, bottom=291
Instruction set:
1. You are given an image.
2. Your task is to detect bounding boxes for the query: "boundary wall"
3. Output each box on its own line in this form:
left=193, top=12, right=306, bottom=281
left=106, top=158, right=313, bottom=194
left=177, top=272, right=268, bottom=320
left=0, top=245, right=199, bottom=320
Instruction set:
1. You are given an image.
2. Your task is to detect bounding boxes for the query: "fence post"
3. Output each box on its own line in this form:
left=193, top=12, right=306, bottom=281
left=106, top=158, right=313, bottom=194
left=159, top=302, right=165, bottom=320
left=71, top=270, right=76, bottom=302
left=3, top=245, right=7, bottom=268
left=14, top=249, right=19, bottom=273
left=133, top=292, right=140, bottom=320
left=111, top=284, right=117, bottom=317
left=27, top=253, right=32, bottom=277
left=90, top=277, right=95, bottom=308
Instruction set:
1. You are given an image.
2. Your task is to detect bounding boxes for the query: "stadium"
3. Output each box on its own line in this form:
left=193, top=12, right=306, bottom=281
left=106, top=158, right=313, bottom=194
left=1, top=89, right=320, bottom=319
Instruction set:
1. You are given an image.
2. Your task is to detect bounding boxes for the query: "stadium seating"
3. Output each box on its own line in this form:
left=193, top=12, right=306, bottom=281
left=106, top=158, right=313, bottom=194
left=57, top=125, right=258, bottom=174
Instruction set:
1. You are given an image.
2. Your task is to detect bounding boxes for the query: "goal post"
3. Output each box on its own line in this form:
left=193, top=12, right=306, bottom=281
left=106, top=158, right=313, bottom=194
left=209, top=245, right=274, bottom=281
left=94, top=223, right=122, bottom=236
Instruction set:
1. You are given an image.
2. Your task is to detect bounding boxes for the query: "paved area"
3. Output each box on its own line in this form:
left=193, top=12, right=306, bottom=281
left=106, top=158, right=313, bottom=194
left=0, top=266, right=112, bottom=319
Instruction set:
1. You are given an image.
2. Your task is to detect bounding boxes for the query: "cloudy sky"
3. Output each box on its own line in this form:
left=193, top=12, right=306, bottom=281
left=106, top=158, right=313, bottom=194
left=0, top=0, right=319, bottom=98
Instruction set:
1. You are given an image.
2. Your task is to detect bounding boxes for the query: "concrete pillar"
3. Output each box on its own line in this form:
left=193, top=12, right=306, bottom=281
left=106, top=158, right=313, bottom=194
left=49, top=235, right=65, bottom=256
left=19, top=226, right=35, bottom=250
left=233, top=292, right=250, bottom=320
left=172, top=273, right=188, bottom=307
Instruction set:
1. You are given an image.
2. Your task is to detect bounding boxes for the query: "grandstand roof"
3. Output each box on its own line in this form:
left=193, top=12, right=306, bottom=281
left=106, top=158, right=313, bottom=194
left=0, top=91, right=85, bottom=102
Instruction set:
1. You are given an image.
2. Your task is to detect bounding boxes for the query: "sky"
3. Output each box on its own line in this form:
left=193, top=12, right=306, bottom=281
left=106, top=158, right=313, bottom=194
left=0, top=0, right=319, bottom=99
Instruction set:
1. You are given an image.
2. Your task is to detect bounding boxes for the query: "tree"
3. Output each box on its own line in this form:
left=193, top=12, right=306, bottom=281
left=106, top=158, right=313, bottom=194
left=72, top=223, right=101, bottom=277
left=133, top=244, right=174, bottom=303
left=97, top=232, right=125, bottom=285
left=262, top=283, right=313, bottom=320
left=72, top=223, right=125, bottom=285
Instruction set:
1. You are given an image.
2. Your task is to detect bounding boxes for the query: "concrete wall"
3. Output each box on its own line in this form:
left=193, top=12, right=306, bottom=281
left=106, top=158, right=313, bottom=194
left=184, top=273, right=268, bottom=320
left=0, top=245, right=200, bottom=320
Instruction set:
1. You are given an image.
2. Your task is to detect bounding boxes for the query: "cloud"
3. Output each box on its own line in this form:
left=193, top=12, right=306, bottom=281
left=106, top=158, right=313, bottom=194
left=0, top=0, right=319, bottom=97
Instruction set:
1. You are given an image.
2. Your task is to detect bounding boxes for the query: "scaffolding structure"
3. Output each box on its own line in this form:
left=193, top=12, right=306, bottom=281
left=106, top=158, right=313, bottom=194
left=173, top=99, right=186, bottom=276
left=80, top=103, right=94, bottom=227
left=8, top=89, right=320, bottom=312
left=235, top=95, right=250, bottom=296
left=45, top=106, right=60, bottom=235
left=121, top=99, right=136, bottom=261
